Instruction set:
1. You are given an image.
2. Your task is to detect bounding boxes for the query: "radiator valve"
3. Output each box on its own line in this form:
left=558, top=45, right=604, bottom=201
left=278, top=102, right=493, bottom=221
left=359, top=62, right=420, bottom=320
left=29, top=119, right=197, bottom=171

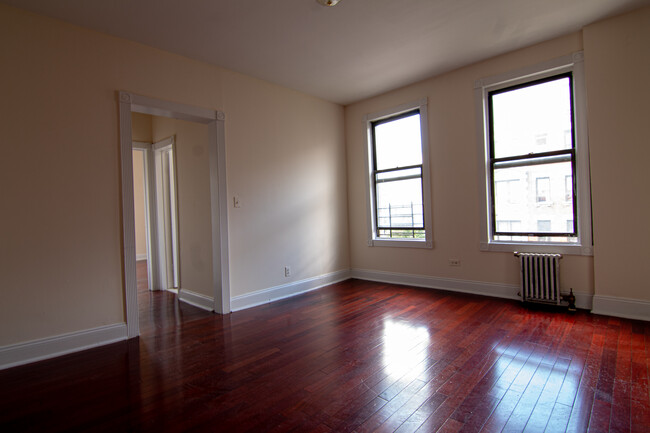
left=562, top=289, right=577, bottom=312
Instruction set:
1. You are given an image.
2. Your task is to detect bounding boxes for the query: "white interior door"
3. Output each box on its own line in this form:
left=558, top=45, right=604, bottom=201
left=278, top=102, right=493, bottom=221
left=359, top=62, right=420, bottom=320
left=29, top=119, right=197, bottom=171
left=153, top=136, right=180, bottom=291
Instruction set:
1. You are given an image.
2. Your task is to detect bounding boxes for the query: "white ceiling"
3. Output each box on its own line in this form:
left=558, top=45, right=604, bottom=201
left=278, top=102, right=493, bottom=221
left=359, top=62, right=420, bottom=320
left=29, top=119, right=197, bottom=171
left=3, top=0, right=647, bottom=105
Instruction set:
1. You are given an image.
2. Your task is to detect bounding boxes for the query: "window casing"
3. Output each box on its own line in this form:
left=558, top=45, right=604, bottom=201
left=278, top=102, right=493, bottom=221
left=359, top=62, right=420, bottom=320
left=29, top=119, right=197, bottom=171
left=364, top=99, right=432, bottom=248
left=475, top=52, right=593, bottom=255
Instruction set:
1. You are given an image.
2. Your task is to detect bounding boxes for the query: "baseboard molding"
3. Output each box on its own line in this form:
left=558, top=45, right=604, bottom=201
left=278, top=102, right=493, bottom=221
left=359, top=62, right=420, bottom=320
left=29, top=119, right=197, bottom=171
left=0, top=323, right=127, bottom=371
left=231, top=269, right=351, bottom=311
left=350, top=268, right=593, bottom=310
left=178, top=289, right=214, bottom=312
left=592, top=295, right=650, bottom=322
left=136, top=254, right=147, bottom=261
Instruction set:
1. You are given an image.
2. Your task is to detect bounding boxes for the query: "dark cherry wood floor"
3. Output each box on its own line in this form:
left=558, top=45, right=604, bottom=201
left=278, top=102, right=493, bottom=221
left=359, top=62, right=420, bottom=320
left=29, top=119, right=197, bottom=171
left=1, top=264, right=649, bottom=432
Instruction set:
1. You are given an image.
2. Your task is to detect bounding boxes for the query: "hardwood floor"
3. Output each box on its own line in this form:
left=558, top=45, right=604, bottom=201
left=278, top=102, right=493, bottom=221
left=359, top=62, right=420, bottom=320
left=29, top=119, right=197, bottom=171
left=1, top=279, right=648, bottom=432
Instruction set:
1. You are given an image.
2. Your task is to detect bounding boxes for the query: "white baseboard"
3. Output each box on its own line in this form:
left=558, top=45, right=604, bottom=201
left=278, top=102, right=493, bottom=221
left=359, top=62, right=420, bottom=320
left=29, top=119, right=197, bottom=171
left=592, top=295, right=650, bottom=322
left=136, top=254, right=147, bottom=261
left=350, top=268, right=593, bottom=310
left=0, top=323, right=127, bottom=371
left=352, top=268, right=520, bottom=300
left=231, top=269, right=351, bottom=311
left=178, top=289, right=214, bottom=312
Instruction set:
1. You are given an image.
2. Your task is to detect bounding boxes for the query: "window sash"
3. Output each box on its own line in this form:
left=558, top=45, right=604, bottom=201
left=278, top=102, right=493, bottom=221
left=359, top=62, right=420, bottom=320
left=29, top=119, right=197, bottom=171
left=371, top=110, right=425, bottom=238
left=371, top=110, right=422, bottom=171
left=487, top=73, right=578, bottom=240
left=373, top=167, right=425, bottom=232
left=490, top=158, right=578, bottom=238
left=488, top=73, right=575, bottom=158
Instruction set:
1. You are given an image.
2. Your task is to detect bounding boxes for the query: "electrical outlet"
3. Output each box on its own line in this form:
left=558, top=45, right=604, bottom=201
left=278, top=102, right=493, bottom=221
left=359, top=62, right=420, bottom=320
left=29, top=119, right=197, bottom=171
left=284, top=266, right=291, bottom=277
left=448, top=259, right=461, bottom=267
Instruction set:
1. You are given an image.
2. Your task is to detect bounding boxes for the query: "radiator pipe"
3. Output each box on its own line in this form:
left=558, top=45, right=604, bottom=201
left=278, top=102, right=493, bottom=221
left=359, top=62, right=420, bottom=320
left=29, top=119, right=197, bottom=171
left=562, top=289, right=577, bottom=312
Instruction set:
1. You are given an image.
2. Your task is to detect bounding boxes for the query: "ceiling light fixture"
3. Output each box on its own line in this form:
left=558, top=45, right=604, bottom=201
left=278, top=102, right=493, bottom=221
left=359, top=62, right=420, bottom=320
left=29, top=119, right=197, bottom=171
left=316, top=0, right=341, bottom=6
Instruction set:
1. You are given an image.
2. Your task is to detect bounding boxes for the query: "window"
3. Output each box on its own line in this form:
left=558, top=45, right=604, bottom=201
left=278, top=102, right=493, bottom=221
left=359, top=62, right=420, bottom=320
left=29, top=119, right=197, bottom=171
left=564, top=175, right=572, bottom=202
left=497, top=220, right=521, bottom=232
left=567, top=219, right=574, bottom=232
left=535, top=177, right=550, bottom=203
left=564, top=130, right=572, bottom=148
left=537, top=220, right=552, bottom=232
left=536, top=220, right=552, bottom=242
left=495, top=179, right=521, bottom=204
left=364, top=99, right=432, bottom=248
left=476, top=52, right=593, bottom=255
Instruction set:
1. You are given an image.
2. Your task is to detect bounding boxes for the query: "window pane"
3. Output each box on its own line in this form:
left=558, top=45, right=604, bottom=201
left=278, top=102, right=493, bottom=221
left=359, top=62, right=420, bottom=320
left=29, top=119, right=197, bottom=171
left=491, top=77, right=572, bottom=158
left=374, top=113, right=422, bottom=170
left=376, top=178, right=423, bottom=230
left=494, top=161, right=574, bottom=237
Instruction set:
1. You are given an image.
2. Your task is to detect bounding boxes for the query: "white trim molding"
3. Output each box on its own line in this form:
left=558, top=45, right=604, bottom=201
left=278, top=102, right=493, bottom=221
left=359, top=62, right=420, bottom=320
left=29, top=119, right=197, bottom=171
left=231, top=270, right=351, bottom=311
left=0, top=324, right=127, bottom=371
left=350, top=268, right=592, bottom=310
left=352, top=268, right=520, bottom=300
left=592, top=295, right=650, bottom=322
left=178, top=289, right=215, bottom=312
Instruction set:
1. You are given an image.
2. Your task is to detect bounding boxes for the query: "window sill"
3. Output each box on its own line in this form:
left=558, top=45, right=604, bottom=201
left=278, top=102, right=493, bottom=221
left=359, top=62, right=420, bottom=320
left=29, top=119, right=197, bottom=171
left=370, top=238, right=433, bottom=249
left=480, top=241, right=593, bottom=256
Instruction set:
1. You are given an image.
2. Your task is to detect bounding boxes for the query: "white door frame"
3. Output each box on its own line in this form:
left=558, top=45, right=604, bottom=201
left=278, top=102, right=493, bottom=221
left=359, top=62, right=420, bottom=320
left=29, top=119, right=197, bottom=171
left=119, top=91, right=231, bottom=338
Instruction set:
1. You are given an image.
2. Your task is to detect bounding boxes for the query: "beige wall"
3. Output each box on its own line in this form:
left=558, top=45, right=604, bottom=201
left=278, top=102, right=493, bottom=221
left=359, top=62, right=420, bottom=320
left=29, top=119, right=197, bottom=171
left=345, top=32, right=594, bottom=295
left=131, top=112, right=152, bottom=143
left=150, top=116, right=213, bottom=297
left=583, top=8, right=650, bottom=301
left=132, top=149, right=147, bottom=258
left=131, top=112, right=152, bottom=258
left=222, top=69, right=349, bottom=296
left=0, top=4, right=347, bottom=346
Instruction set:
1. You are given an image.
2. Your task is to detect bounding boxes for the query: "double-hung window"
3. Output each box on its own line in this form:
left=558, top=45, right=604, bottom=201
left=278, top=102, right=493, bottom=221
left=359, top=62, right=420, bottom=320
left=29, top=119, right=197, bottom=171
left=476, top=52, right=593, bottom=255
left=364, top=99, right=432, bottom=248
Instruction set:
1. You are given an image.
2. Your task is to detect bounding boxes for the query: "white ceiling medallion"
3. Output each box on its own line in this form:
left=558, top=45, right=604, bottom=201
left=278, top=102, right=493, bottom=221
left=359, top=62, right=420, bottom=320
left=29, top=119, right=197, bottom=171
left=316, top=0, right=341, bottom=6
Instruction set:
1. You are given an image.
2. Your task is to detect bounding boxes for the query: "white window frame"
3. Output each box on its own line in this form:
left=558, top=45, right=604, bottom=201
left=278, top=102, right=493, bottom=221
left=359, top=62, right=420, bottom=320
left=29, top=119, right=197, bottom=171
left=475, top=52, right=593, bottom=255
left=363, top=98, right=433, bottom=248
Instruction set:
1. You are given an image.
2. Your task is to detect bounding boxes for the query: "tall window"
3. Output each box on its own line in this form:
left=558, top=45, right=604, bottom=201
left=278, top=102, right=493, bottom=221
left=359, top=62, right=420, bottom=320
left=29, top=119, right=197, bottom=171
left=364, top=99, right=432, bottom=248
left=476, top=52, right=592, bottom=255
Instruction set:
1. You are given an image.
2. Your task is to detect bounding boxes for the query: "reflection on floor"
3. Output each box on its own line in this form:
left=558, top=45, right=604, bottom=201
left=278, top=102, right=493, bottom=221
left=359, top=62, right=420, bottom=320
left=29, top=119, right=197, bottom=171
left=1, top=279, right=648, bottom=432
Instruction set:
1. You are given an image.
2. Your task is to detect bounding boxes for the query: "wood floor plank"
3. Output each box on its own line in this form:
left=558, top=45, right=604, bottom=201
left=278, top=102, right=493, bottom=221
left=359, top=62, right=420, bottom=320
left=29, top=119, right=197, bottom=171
left=1, top=277, right=649, bottom=432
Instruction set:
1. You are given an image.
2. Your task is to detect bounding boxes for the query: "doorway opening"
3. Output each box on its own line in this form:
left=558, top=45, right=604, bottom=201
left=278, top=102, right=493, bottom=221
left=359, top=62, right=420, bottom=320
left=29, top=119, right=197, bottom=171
left=131, top=145, right=151, bottom=293
left=119, top=92, right=231, bottom=339
left=132, top=136, right=180, bottom=295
